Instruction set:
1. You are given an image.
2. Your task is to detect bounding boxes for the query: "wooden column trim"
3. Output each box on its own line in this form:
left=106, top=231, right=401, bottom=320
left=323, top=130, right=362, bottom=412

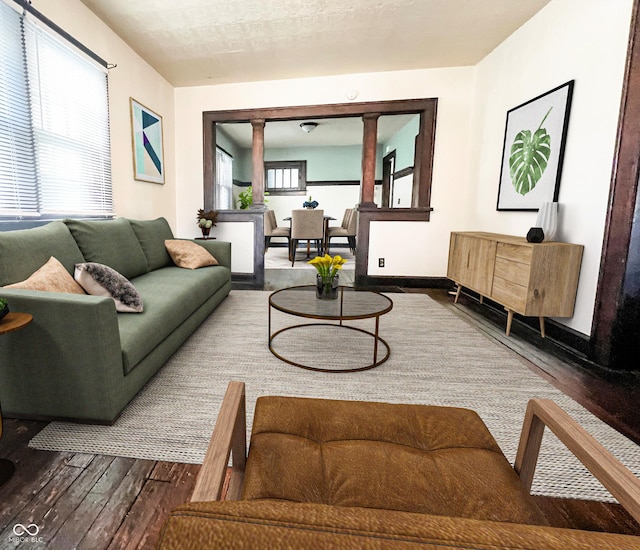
left=415, top=102, right=437, bottom=209
left=382, top=151, right=395, bottom=208
left=360, top=113, right=379, bottom=208
left=251, top=119, right=265, bottom=208
left=203, top=119, right=216, bottom=210
left=590, top=0, right=640, bottom=366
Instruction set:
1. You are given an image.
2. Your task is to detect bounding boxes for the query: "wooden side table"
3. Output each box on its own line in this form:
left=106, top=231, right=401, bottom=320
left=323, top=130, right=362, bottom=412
left=0, top=312, right=33, bottom=486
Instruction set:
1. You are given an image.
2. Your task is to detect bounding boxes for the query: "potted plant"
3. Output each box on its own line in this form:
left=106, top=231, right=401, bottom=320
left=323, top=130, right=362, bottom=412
left=237, top=187, right=253, bottom=210
left=196, top=209, right=218, bottom=239
left=0, top=297, right=9, bottom=320
left=237, top=187, right=269, bottom=209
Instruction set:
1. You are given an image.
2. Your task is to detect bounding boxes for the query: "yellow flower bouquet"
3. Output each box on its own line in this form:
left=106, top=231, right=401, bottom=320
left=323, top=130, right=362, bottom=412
left=308, top=254, right=347, bottom=299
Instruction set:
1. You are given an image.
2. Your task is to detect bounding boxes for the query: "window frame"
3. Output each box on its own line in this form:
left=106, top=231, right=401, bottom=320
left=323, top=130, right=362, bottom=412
left=215, top=146, right=234, bottom=209
left=0, top=0, right=112, bottom=229
left=264, top=160, right=307, bottom=195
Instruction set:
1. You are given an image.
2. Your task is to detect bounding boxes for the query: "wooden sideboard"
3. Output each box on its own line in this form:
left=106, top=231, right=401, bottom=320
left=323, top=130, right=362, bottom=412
left=447, top=232, right=584, bottom=337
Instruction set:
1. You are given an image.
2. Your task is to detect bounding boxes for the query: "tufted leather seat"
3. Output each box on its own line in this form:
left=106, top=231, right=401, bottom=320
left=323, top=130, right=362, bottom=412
left=242, top=395, right=548, bottom=525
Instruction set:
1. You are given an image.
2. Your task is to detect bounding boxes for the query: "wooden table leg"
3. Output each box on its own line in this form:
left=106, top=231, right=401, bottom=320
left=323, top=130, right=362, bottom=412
left=539, top=316, right=546, bottom=338
left=506, top=309, right=514, bottom=336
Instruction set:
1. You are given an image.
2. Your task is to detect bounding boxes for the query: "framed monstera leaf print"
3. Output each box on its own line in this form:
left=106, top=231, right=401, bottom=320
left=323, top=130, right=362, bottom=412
left=497, top=81, right=574, bottom=211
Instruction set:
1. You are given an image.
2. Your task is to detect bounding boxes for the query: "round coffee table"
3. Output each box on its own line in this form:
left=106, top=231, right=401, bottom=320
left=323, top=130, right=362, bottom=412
left=268, top=285, right=393, bottom=372
left=0, top=312, right=33, bottom=486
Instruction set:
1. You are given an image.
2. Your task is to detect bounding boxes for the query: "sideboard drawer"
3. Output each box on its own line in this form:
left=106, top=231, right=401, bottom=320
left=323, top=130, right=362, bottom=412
left=494, top=257, right=530, bottom=287
left=496, top=242, right=532, bottom=264
left=492, top=276, right=527, bottom=312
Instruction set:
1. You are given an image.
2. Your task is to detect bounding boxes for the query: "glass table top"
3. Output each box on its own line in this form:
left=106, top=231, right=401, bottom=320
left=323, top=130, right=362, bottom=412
left=269, top=285, right=393, bottom=320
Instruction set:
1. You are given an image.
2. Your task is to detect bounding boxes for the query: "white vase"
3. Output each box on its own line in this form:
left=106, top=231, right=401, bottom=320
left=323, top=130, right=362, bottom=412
left=536, top=202, right=558, bottom=242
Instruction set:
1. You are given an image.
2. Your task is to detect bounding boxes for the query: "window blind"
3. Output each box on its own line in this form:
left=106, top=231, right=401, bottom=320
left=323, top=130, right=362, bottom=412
left=0, top=1, right=112, bottom=222
left=215, top=147, right=233, bottom=210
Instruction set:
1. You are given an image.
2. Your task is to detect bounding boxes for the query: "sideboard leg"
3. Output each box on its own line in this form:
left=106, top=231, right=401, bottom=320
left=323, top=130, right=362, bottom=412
left=539, top=317, right=546, bottom=338
left=453, top=285, right=462, bottom=303
left=506, top=309, right=514, bottom=336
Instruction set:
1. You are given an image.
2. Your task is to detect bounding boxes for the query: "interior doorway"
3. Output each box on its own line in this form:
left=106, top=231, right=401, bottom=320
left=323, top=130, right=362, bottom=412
left=202, top=98, right=437, bottom=289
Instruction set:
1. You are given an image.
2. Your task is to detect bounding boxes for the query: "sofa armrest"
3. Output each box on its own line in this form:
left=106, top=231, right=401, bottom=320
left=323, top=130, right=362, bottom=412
left=515, top=398, right=640, bottom=523
left=0, top=289, right=125, bottom=422
left=192, top=240, right=231, bottom=270
left=191, top=381, right=246, bottom=502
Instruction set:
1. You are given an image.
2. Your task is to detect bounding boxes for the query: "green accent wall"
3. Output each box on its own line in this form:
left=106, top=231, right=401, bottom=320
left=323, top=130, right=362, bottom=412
left=380, top=115, right=419, bottom=171
left=264, top=145, right=364, bottom=180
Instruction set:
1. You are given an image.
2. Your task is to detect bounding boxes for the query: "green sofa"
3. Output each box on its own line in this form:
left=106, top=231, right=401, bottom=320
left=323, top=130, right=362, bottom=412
left=0, top=217, right=231, bottom=424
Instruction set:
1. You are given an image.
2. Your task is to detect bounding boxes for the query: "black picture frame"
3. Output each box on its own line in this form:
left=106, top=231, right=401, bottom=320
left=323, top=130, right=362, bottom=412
left=497, top=80, right=574, bottom=211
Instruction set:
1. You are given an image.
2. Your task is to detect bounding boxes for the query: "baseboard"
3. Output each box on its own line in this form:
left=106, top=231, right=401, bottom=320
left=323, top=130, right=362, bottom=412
left=356, top=276, right=450, bottom=289
left=232, top=274, right=263, bottom=290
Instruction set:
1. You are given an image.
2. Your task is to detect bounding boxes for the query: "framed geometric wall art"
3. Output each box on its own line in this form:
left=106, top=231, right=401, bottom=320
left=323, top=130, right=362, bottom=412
left=496, top=80, right=574, bottom=211
left=130, top=98, right=165, bottom=184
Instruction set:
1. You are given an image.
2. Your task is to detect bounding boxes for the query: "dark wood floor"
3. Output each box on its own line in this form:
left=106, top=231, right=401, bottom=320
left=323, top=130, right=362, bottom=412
left=0, top=417, right=200, bottom=549
left=1, top=288, right=639, bottom=548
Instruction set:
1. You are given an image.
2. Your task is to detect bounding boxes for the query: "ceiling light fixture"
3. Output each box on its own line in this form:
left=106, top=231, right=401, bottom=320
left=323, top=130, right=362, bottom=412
left=299, top=121, right=319, bottom=133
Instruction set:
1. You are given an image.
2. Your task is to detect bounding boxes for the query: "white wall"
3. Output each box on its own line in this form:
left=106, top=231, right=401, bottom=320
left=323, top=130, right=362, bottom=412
left=469, top=0, right=633, bottom=335
left=214, top=222, right=254, bottom=273
left=32, top=0, right=177, bottom=227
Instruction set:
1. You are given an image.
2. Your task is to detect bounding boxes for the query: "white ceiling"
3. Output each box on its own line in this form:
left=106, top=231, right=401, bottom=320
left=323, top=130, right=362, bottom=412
left=79, top=0, right=552, bottom=87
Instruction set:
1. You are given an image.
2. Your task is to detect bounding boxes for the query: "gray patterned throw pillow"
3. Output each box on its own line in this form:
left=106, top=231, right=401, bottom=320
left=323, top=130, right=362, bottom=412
left=74, top=262, right=143, bottom=313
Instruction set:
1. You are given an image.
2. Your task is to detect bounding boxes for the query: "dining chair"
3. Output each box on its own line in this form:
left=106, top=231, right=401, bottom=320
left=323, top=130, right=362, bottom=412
left=290, top=209, right=324, bottom=266
left=327, top=208, right=357, bottom=254
left=264, top=210, right=290, bottom=253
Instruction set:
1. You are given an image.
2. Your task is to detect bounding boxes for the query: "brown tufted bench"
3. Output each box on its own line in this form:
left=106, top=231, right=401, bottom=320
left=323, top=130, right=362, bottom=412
left=158, top=382, right=640, bottom=549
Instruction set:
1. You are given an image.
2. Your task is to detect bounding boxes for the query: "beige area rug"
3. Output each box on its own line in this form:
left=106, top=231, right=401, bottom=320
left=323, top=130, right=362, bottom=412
left=29, top=291, right=639, bottom=502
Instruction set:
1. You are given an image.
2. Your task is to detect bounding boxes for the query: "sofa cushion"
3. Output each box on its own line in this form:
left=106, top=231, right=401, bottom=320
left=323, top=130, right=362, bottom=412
left=117, top=265, right=230, bottom=373
left=5, top=256, right=86, bottom=294
left=75, top=262, right=144, bottom=313
left=129, top=217, right=175, bottom=271
left=0, top=221, right=85, bottom=286
left=165, top=240, right=218, bottom=269
left=65, top=218, right=148, bottom=279
left=243, top=396, right=549, bottom=526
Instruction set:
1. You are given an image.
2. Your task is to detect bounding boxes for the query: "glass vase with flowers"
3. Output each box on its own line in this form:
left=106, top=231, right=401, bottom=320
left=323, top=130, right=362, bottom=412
left=308, top=254, right=347, bottom=299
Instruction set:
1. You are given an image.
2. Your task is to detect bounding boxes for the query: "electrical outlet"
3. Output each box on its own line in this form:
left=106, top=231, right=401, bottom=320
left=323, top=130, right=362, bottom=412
left=378, top=258, right=385, bottom=268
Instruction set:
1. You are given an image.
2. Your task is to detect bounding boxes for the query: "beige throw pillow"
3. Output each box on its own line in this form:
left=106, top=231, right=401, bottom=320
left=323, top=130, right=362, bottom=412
left=165, top=240, right=218, bottom=269
left=5, top=256, right=86, bottom=294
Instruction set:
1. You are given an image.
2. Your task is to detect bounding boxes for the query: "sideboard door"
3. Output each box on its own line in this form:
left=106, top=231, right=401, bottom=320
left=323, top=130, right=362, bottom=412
left=448, top=233, right=496, bottom=297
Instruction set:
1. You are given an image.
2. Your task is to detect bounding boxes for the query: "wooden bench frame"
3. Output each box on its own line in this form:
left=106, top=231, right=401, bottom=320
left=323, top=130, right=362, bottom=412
left=191, top=381, right=640, bottom=524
